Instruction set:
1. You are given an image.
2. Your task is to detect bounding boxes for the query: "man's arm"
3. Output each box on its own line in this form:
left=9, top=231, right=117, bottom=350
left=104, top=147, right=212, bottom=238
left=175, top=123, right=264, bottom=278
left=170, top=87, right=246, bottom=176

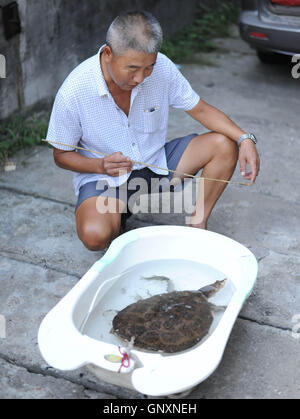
left=186, top=99, right=246, bottom=142
left=53, top=148, right=133, bottom=177
left=53, top=148, right=103, bottom=173
left=186, top=99, right=261, bottom=184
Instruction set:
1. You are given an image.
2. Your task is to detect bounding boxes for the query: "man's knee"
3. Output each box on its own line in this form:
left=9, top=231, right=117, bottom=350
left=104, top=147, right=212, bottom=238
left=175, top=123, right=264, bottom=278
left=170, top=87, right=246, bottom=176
left=214, top=134, right=239, bottom=165
left=78, top=223, right=118, bottom=251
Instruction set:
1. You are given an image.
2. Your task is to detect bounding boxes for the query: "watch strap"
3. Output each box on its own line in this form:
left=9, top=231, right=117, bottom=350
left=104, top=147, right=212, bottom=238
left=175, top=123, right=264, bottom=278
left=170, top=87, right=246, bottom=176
left=238, top=133, right=257, bottom=147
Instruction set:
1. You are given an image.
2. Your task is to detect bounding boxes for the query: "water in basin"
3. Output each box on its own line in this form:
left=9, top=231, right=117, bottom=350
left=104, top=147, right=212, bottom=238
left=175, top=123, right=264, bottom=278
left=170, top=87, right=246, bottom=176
left=83, top=258, right=236, bottom=352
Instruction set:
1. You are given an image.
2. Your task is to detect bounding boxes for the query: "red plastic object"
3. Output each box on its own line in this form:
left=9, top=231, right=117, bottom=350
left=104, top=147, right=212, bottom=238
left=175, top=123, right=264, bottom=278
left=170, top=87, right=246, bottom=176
left=250, top=32, right=268, bottom=38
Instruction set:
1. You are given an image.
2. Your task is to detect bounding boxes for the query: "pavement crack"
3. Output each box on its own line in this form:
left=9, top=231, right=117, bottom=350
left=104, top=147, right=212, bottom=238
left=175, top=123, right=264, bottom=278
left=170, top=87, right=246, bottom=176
left=257, top=192, right=300, bottom=206
left=0, top=250, right=81, bottom=279
left=0, top=185, right=75, bottom=208
left=0, top=352, right=133, bottom=399
left=268, top=248, right=300, bottom=260
left=239, top=315, right=293, bottom=334
left=257, top=254, right=269, bottom=263
left=4, top=182, right=298, bottom=213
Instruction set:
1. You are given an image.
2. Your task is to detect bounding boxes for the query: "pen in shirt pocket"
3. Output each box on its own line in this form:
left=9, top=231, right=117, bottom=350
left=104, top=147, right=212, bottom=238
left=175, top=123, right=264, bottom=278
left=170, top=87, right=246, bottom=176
left=144, top=106, right=158, bottom=113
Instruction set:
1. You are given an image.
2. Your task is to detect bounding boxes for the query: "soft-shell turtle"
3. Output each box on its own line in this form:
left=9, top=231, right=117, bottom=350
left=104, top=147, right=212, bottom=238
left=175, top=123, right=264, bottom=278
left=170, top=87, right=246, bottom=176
left=111, top=279, right=226, bottom=353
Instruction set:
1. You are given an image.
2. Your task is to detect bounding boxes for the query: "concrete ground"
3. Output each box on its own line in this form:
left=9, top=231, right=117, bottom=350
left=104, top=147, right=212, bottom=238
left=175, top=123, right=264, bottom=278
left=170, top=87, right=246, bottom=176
left=0, top=27, right=299, bottom=399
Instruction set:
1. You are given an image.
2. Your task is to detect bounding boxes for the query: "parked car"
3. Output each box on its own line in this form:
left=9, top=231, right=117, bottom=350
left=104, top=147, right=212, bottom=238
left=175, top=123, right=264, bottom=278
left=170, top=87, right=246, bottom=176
left=239, top=0, right=300, bottom=62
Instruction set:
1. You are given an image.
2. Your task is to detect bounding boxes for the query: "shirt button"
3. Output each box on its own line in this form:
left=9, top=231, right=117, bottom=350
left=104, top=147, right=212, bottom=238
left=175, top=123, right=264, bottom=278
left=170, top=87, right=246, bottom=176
left=132, top=143, right=136, bottom=147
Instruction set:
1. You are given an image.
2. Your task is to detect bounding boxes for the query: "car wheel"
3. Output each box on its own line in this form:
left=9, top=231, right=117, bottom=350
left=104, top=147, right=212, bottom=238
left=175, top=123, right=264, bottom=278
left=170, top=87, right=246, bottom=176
left=256, top=49, right=287, bottom=64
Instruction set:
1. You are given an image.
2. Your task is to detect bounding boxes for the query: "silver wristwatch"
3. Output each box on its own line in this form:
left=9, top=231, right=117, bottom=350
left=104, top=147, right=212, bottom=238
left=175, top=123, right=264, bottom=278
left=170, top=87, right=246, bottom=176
left=238, top=133, right=258, bottom=147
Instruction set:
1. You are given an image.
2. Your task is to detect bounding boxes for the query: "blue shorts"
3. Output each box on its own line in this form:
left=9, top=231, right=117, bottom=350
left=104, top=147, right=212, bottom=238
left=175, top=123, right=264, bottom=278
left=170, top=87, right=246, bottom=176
left=75, top=133, right=198, bottom=216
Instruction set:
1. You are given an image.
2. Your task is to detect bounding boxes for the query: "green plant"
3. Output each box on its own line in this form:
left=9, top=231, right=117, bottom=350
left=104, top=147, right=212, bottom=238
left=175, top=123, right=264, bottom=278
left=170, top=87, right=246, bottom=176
left=0, top=111, right=49, bottom=164
left=161, top=1, right=240, bottom=62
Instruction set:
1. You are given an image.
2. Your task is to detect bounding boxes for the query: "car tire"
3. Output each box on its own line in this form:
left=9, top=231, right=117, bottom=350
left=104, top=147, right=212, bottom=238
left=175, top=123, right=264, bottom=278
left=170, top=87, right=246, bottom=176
left=256, top=49, right=287, bottom=64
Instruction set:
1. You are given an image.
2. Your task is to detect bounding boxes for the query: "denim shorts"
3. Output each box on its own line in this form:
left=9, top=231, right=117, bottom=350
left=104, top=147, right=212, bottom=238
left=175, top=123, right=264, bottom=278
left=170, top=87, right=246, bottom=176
left=75, top=133, right=198, bottom=217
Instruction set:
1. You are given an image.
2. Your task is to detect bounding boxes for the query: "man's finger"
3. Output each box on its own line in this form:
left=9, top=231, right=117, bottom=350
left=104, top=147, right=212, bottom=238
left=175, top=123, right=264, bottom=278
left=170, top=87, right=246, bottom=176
left=116, top=161, right=133, bottom=168
left=249, top=161, right=258, bottom=184
left=239, top=158, right=247, bottom=177
left=110, top=152, right=130, bottom=163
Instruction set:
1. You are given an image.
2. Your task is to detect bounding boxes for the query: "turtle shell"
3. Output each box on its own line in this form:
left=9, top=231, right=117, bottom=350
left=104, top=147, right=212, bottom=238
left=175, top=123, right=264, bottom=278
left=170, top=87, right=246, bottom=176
left=112, top=290, right=214, bottom=353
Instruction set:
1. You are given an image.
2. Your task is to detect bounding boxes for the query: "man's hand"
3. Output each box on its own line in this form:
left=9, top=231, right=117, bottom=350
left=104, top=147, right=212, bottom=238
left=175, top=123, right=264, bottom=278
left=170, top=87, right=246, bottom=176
left=239, top=140, right=260, bottom=184
left=102, top=152, right=133, bottom=177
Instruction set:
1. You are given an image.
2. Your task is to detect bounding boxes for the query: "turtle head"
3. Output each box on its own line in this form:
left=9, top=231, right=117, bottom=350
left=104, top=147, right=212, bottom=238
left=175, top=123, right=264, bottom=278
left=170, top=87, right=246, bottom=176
left=198, top=279, right=227, bottom=298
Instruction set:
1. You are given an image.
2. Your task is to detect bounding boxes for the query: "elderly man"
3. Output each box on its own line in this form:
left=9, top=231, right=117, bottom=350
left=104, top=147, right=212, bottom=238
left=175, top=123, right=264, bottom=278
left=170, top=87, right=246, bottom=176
left=47, top=10, right=260, bottom=251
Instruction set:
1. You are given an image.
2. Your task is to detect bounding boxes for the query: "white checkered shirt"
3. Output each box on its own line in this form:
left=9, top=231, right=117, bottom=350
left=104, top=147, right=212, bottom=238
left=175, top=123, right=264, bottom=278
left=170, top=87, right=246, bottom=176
left=46, top=45, right=200, bottom=196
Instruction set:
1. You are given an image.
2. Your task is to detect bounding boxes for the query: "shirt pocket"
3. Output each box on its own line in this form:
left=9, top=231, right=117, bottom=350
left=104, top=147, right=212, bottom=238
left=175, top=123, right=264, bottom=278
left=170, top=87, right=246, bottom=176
left=143, top=108, right=161, bottom=133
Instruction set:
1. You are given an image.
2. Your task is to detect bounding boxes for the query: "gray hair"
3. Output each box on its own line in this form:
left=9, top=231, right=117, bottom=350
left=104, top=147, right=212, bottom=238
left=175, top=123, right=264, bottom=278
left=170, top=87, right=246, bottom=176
left=106, top=11, right=163, bottom=56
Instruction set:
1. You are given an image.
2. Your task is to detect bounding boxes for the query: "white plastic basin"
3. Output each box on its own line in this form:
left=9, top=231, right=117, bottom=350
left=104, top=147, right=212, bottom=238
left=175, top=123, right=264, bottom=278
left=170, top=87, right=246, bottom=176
left=38, top=226, right=258, bottom=397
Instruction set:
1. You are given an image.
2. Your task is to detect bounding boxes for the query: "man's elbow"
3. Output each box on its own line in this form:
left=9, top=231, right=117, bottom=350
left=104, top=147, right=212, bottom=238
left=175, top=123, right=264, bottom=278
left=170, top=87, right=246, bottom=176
left=53, top=149, right=65, bottom=168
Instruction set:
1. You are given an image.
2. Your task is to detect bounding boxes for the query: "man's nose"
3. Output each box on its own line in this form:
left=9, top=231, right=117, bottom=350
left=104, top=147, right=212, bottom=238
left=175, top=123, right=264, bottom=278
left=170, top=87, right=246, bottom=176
left=133, top=71, right=146, bottom=84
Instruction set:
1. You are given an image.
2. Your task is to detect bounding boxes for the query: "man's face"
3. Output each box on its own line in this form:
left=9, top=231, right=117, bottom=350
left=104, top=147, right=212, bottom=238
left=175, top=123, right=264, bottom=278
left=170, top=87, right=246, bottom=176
left=103, top=47, right=157, bottom=91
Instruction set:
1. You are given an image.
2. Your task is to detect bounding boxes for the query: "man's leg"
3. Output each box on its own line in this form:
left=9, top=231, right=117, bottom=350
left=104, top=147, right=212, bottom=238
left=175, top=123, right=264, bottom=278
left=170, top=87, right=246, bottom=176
left=75, top=196, right=126, bottom=251
left=171, top=132, right=238, bottom=229
left=75, top=169, right=155, bottom=252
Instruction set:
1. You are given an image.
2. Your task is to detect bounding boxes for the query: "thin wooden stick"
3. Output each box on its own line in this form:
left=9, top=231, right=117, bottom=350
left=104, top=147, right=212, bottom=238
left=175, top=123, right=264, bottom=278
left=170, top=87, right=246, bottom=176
left=42, top=139, right=251, bottom=187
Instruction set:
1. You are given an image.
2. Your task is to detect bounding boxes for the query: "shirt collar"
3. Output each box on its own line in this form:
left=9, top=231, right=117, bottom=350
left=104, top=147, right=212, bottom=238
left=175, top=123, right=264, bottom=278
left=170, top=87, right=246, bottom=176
left=94, top=45, right=110, bottom=97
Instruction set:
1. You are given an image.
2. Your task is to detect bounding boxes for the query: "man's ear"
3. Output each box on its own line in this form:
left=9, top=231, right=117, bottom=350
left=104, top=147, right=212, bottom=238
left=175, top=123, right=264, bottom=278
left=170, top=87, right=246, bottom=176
left=102, top=45, right=113, bottom=62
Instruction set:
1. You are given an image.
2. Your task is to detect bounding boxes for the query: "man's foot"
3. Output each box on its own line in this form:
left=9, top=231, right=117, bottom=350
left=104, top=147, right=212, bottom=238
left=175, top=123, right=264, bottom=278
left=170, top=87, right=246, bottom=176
left=186, top=213, right=207, bottom=230
left=187, top=222, right=207, bottom=230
